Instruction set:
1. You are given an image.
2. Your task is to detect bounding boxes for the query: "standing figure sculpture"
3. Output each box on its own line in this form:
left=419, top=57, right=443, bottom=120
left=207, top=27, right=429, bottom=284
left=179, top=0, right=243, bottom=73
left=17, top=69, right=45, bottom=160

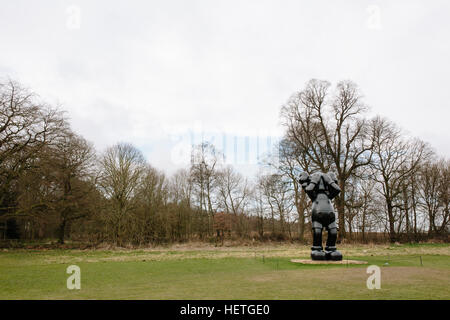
left=299, top=172, right=343, bottom=261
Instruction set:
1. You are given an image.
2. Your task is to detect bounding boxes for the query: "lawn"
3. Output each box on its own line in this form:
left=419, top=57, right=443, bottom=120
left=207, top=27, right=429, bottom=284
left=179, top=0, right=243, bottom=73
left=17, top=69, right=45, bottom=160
left=0, top=243, right=449, bottom=299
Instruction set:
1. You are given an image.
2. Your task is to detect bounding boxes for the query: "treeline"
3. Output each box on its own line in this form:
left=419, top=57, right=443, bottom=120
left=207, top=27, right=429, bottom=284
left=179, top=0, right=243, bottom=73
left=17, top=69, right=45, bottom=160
left=0, top=79, right=448, bottom=246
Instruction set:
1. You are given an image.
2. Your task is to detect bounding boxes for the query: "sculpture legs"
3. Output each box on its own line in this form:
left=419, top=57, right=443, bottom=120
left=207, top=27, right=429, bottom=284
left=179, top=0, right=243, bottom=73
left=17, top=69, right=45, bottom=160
left=311, top=222, right=326, bottom=260
left=325, top=224, right=342, bottom=261
left=311, top=217, right=342, bottom=261
left=325, top=227, right=337, bottom=249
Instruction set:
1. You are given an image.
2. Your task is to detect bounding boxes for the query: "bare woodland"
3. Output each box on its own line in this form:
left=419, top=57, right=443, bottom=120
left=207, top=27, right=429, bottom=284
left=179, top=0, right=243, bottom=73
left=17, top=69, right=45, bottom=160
left=0, top=79, right=448, bottom=246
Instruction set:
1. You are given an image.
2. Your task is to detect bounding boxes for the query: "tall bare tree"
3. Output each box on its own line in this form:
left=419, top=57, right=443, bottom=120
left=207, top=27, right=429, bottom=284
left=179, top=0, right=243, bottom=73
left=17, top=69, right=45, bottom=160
left=275, top=138, right=312, bottom=240
left=257, top=173, right=293, bottom=237
left=0, top=80, right=66, bottom=217
left=133, top=166, right=168, bottom=244
left=216, top=165, right=250, bottom=236
left=280, top=79, right=373, bottom=239
left=169, top=168, right=193, bottom=207
left=190, top=142, right=221, bottom=235
left=217, top=166, right=249, bottom=215
left=99, top=142, right=146, bottom=244
left=370, top=116, right=431, bottom=242
left=419, top=159, right=450, bottom=236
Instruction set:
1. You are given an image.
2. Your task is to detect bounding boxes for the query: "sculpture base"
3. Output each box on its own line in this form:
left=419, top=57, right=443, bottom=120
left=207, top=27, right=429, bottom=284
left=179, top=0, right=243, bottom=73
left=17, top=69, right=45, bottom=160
left=291, top=259, right=368, bottom=265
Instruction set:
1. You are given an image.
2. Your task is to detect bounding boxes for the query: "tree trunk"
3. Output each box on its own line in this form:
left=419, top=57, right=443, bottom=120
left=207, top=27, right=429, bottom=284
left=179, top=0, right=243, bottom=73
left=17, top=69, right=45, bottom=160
left=58, top=220, right=66, bottom=244
left=387, top=203, right=396, bottom=243
left=296, top=191, right=306, bottom=241
left=361, top=208, right=366, bottom=243
left=402, top=185, right=410, bottom=242
left=347, top=216, right=353, bottom=240
left=410, top=175, right=418, bottom=241
left=337, top=181, right=346, bottom=240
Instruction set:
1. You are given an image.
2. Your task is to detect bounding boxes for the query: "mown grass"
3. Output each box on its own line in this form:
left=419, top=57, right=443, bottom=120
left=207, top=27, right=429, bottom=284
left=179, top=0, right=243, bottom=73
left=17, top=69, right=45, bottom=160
left=0, top=243, right=449, bottom=299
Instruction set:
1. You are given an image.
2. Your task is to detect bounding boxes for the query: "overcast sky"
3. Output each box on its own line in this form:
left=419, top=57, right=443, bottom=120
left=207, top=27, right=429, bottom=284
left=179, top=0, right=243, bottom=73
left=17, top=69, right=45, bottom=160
left=1, top=0, right=449, bottom=176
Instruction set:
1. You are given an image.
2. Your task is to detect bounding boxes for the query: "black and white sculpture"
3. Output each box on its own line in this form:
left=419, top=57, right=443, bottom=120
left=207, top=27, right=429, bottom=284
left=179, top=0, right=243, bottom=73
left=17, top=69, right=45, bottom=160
left=299, top=172, right=343, bottom=261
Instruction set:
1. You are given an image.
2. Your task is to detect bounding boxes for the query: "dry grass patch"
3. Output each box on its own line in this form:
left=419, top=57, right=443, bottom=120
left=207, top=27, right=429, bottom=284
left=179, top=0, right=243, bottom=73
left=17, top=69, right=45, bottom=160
left=2, top=243, right=448, bottom=267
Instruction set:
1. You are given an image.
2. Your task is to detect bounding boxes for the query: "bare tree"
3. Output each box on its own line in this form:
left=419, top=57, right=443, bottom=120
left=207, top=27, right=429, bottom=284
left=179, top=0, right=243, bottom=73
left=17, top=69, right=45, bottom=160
left=168, top=168, right=194, bottom=240
left=370, top=116, right=431, bottom=242
left=257, top=173, right=293, bottom=238
left=190, top=142, right=221, bottom=236
left=132, top=166, right=169, bottom=244
left=48, top=132, right=97, bottom=244
left=250, top=181, right=267, bottom=238
left=0, top=80, right=66, bottom=216
left=418, top=159, right=450, bottom=236
left=280, top=79, right=373, bottom=239
left=217, top=166, right=249, bottom=215
left=356, top=178, right=378, bottom=241
left=276, top=138, right=312, bottom=240
left=99, top=142, right=146, bottom=244
left=216, top=165, right=250, bottom=236
left=170, top=168, right=193, bottom=207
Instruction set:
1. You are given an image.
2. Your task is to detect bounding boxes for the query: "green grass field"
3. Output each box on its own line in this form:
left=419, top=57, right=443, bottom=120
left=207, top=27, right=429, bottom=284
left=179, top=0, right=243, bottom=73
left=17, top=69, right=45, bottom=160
left=0, top=243, right=449, bottom=299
